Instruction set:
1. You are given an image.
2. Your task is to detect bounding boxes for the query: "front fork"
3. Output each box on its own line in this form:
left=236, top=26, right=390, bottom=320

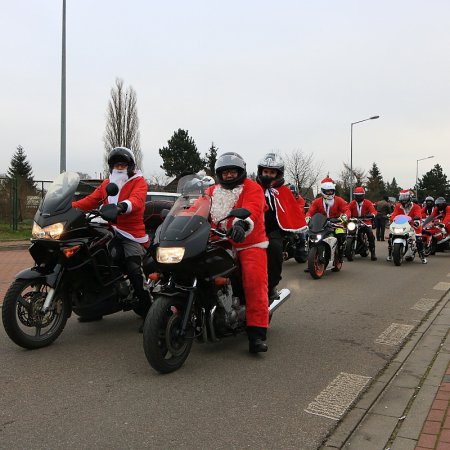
left=179, top=278, right=197, bottom=337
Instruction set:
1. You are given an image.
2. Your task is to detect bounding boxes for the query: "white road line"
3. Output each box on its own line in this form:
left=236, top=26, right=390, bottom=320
left=411, top=298, right=438, bottom=312
left=433, top=282, right=450, bottom=291
left=305, top=372, right=371, bottom=420
left=375, top=323, right=414, bottom=346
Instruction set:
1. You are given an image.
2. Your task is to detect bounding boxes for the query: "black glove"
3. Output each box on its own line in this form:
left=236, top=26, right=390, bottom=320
left=117, top=202, right=128, bottom=214
left=227, top=220, right=247, bottom=243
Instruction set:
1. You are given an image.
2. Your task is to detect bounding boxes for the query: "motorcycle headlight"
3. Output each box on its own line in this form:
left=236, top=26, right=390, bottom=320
left=347, top=222, right=356, bottom=232
left=156, top=247, right=185, bottom=264
left=32, top=221, right=66, bottom=240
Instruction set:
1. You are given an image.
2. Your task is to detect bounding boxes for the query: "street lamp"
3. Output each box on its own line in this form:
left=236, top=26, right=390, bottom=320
left=350, top=115, right=380, bottom=201
left=415, top=155, right=434, bottom=199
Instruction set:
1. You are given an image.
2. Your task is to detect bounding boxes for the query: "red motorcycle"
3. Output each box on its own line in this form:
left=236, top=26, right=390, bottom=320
left=422, top=215, right=450, bottom=255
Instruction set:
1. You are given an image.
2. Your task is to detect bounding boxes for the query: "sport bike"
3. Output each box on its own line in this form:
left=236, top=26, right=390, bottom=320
left=388, top=214, right=418, bottom=266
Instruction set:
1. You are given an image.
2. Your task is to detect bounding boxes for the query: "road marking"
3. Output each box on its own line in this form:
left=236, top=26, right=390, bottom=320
left=412, top=298, right=438, bottom=312
left=304, top=372, right=371, bottom=420
left=375, top=323, right=414, bottom=346
left=433, top=282, right=450, bottom=291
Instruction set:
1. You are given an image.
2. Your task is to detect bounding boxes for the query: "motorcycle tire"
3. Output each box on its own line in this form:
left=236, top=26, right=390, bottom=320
left=393, top=242, right=403, bottom=266
left=2, top=279, right=69, bottom=349
left=143, top=295, right=194, bottom=374
left=345, top=237, right=355, bottom=261
left=332, top=248, right=343, bottom=272
left=307, top=247, right=326, bottom=279
left=430, top=238, right=437, bottom=256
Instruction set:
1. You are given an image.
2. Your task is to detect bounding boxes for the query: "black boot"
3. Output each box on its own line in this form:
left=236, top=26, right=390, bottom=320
left=370, top=249, right=377, bottom=261
left=247, top=326, right=268, bottom=353
left=268, top=287, right=279, bottom=302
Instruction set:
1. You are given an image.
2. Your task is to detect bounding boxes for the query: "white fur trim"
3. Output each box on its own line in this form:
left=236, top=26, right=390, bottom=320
left=232, top=217, right=254, bottom=237
left=123, top=199, right=132, bottom=214
left=236, top=241, right=269, bottom=251
left=112, top=226, right=149, bottom=243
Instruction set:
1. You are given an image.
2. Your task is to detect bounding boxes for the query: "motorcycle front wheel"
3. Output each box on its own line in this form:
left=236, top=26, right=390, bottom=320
left=143, top=295, right=194, bottom=374
left=308, top=246, right=326, bottom=279
left=345, top=237, right=355, bottom=261
left=2, top=279, right=69, bottom=349
left=393, top=242, right=403, bottom=266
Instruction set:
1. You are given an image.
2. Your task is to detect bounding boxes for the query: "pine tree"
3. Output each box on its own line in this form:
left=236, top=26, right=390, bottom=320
left=385, top=177, right=402, bottom=199
left=204, top=142, right=218, bottom=176
left=365, top=162, right=385, bottom=201
left=159, top=129, right=204, bottom=177
left=417, top=164, right=450, bottom=201
left=7, top=145, right=34, bottom=189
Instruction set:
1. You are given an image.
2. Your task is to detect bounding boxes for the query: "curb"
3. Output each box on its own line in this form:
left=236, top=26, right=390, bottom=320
left=321, top=287, right=450, bottom=450
left=0, top=241, right=30, bottom=251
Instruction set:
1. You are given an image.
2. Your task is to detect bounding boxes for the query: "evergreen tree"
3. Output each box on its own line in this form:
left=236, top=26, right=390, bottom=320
left=385, top=177, right=401, bottom=199
left=204, top=142, right=218, bottom=176
left=7, top=145, right=34, bottom=189
left=159, top=129, right=204, bottom=177
left=417, top=164, right=450, bottom=201
left=365, top=162, right=385, bottom=201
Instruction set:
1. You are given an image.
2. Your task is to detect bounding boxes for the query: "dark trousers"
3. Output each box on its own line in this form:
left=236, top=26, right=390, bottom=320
left=266, top=230, right=284, bottom=291
left=361, top=226, right=376, bottom=251
left=374, top=215, right=387, bottom=240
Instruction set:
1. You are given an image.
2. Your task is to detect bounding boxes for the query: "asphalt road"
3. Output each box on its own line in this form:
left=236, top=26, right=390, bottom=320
left=1, top=242, right=449, bottom=449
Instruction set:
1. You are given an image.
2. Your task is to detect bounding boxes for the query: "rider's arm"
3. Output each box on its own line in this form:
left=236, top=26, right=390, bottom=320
left=72, top=182, right=108, bottom=211
left=237, top=181, right=266, bottom=235
left=120, top=177, right=147, bottom=214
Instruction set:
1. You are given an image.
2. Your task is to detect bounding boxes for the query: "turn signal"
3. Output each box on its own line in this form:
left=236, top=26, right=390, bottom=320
left=148, top=272, right=161, bottom=281
left=214, top=277, right=229, bottom=286
left=63, top=245, right=81, bottom=258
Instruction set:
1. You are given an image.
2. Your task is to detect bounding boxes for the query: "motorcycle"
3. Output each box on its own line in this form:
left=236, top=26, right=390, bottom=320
left=422, top=215, right=450, bottom=256
left=2, top=172, right=153, bottom=350
left=345, top=216, right=373, bottom=261
left=306, top=213, right=346, bottom=279
left=282, top=231, right=308, bottom=263
left=142, top=175, right=290, bottom=373
left=388, top=214, right=418, bottom=266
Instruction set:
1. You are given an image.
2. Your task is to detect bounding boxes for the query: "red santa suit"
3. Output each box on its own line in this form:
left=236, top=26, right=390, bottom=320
left=264, top=185, right=307, bottom=232
left=390, top=201, right=423, bottom=234
left=72, top=171, right=148, bottom=244
left=207, top=178, right=269, bottom=328
left=348, top=199, right=376, bottom=226
left=306, top=196, right=350, bottom=219
left=431, top=205, right=450, bottom=234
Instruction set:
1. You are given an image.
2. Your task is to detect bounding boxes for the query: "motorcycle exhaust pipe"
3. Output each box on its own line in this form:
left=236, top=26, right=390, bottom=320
left=269, top=288, right=290, bottom=314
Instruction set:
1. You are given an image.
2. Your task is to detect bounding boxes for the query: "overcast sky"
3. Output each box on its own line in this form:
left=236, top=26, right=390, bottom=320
left=1, top=0, right=449, bottom=192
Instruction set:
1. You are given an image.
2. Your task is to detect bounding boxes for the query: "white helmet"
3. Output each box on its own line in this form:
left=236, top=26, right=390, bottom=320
left=320, top=177, right=336, bottom=200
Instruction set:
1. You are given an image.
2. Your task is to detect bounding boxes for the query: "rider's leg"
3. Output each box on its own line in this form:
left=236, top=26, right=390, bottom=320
left=366, top=227, right=377, bottom=260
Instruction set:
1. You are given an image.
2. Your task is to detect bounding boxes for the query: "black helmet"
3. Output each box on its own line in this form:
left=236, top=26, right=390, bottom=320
left=424, top=196, right=435, bottom=207
left=435, top=197, right=447, bottom=212
left=215, top=152, right=247, bottom=190
left=108, top=147, right=135, bottom=176
left=256, top=153, right=285, bottom=188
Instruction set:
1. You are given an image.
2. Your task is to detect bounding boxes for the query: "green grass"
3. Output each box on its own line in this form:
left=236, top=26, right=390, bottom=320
left=0, top=222, right=32, bottom=241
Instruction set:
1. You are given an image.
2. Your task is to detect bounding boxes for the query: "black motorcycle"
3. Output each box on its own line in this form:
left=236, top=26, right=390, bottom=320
left=283, top=231, right=308, bottom=263
left=2, top=172, right=153, bottom=349
left=345, top=216, right=374, bottom=261
left=142, top=175, right=290, bottom=373
left=306, top=213, right=346, bottom=279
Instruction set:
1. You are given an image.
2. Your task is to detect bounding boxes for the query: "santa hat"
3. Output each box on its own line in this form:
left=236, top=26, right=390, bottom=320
left=399, top=189, right=410, bottom=195
left=353, top=186, right=365, bottom=194
left=320, top=177, right=335, bottom=190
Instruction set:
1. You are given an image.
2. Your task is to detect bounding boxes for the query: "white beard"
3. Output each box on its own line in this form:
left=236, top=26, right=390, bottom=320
left=210, top=185, right=244, bottom=229
left=108, top=169, right=129, bottom=204
left=324, top=198, right=335, bottom=207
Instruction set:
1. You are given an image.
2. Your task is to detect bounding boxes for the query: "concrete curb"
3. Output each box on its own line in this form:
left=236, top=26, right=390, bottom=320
left=0, top=241, right=30, bottom=251
left=321, top=288, right=450, bottom=450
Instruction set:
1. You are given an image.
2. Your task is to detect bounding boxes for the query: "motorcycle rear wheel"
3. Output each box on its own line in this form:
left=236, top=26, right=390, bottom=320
left=308, top=247, right=326, bottom=279
left=143, top=295, right=194, bottom=374
left=393, top=242, right=403, bottom=266
left=2, top=279, right=69, bottom=349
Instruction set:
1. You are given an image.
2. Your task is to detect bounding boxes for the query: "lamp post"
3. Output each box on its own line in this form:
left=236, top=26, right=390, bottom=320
left=415, top=155, right=434, bottom=200
left=350, top=115, right=380, bottom=201
left=60, top=0, right=66, bottom=173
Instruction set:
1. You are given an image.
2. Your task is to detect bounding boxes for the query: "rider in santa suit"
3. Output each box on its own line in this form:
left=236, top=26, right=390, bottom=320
left=72, top=147, right=151, bottom=322
left=207, top=152, right=269, bottom=354
left=256, top=153, right=307, bottom=300
left=388, top=189, right=427, bottom=264
left=348, top=186, right=378, bottom=261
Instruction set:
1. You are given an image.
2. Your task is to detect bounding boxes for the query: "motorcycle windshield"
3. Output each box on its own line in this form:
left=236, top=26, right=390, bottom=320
left=308, top=213, right=328, bottom=233
left=393, top=215, right=410, bottom=225
left=159, top=175, right=212, bottom=241
left=40, top=172, right=80, bottom=215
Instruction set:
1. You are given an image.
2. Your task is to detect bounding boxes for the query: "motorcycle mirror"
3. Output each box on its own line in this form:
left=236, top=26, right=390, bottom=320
left=106, top=183, right=119, bottom=196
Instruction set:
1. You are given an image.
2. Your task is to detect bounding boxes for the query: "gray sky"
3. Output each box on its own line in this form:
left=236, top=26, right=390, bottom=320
left=1, top=0, right=449, bottom=191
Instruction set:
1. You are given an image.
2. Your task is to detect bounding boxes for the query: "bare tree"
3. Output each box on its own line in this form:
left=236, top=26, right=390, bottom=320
left=284, top=149, right=322, bottom=198
left=336, top=162, right=367, bottom=200
left=147, top=172, right=171, bottom=191
left=103, top=78, right=142, bottom=173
